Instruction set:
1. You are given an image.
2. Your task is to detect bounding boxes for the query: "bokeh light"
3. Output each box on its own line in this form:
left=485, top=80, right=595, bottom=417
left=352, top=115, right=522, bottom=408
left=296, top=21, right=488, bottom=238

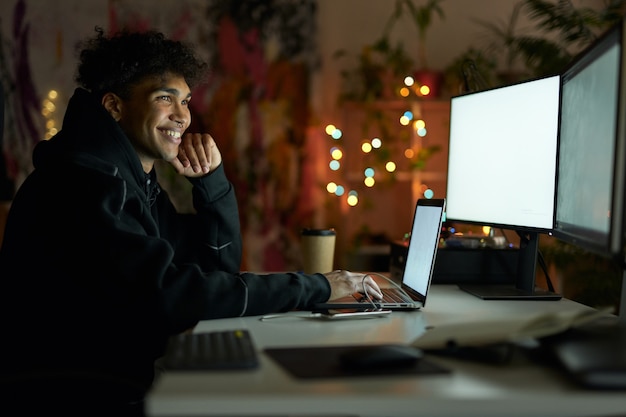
left=330, top=147, right=343, bottom=160
left=43, top=89, right=59, bottom=140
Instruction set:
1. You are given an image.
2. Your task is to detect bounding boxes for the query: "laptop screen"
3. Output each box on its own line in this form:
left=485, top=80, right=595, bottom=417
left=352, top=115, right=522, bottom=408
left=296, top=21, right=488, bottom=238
left=402, top=199, right=445, bottom=297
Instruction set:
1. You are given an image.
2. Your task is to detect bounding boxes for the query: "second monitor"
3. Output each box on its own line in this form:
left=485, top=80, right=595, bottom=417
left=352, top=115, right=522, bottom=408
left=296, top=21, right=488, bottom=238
left=446, top=74, right=561, bottom=300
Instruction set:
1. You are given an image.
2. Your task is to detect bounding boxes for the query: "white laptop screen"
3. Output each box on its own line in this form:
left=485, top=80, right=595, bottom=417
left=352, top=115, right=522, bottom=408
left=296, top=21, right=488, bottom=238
left=402, top=200, right=445, bottom=296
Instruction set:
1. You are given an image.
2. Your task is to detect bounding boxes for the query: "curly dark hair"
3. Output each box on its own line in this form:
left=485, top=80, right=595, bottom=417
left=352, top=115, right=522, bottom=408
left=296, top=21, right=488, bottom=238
left=75, top=27, right=209, bottom=99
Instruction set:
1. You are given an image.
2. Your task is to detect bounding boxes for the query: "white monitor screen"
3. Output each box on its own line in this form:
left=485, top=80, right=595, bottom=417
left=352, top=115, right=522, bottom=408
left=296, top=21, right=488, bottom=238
left=446, top=75, right=560, bottom=230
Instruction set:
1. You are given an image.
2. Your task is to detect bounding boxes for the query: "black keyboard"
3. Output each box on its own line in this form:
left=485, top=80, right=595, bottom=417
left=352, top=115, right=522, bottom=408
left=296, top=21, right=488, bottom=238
left=162, top=329, right=259, bottom=370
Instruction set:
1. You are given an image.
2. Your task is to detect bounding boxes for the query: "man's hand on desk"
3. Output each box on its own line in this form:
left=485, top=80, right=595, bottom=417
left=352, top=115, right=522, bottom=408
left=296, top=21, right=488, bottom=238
left=323, top=270, right=383, bottom=301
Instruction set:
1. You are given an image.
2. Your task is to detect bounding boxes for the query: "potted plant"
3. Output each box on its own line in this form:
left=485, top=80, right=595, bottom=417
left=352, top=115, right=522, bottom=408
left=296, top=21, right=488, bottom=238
left=442, top=47, right=497, bottom=95
left=477, top=0, right=626, bottom=80
left=473, top=1, right=529, bottom=85
left=382, top=0, right=446, bottom=98
left=333, top=36, right=414, bottom=102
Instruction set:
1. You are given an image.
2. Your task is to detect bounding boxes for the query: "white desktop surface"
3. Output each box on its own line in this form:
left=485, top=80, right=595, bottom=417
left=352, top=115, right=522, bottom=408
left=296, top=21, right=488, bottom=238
left=146, top=285, right=626, bottom=417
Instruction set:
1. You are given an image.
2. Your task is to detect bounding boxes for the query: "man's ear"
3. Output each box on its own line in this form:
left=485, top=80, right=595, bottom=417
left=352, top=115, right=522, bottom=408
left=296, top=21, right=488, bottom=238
left=102, top=93, right=122, bottom=122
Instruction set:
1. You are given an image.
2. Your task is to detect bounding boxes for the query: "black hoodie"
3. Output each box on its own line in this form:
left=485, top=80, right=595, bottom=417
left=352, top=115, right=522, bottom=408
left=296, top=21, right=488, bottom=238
left=0, top=88, right=330, bottom=403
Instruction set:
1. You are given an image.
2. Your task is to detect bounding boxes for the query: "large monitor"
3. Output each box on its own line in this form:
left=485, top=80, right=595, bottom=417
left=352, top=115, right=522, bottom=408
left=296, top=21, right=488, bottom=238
left=544, top=20, right=626, bottom=387
left=554, top=22, right=625, bottom=261
left=554, top=19, right=626, bottom=320
left=446, top=75, right=562, bottom=300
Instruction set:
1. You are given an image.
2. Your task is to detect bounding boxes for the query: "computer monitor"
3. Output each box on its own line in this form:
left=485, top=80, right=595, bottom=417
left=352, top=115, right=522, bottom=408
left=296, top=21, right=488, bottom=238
left=542, top=21, right=626, bottom=385
left=554, top=19, right=626, bottom=319
left=446, top=75, right=562, bottom=300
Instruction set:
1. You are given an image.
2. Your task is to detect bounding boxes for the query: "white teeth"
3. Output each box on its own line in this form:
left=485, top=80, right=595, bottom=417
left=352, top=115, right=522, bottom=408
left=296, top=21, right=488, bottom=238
left=163, top=130, right=181, bottom=138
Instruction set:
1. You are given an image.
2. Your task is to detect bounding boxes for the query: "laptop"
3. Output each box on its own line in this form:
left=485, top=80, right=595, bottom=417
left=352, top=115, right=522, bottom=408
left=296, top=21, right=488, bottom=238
left=313, top=198, right=446, bottom=311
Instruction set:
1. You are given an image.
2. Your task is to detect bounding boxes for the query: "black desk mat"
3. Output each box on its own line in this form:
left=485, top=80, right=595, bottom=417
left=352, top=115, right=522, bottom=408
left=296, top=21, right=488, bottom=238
left=264, top=345, right=450, bottom=379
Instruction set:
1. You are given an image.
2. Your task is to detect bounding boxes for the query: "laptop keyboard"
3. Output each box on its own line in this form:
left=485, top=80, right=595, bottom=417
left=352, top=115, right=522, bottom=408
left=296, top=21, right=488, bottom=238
left=162, top=329, right=259, bottom=370
left=380, top=288, right=411, bottom=303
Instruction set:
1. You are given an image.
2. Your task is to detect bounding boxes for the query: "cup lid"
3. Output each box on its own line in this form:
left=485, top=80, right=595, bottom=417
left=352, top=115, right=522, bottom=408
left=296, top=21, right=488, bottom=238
left=301, top=228, right=336, bottom=236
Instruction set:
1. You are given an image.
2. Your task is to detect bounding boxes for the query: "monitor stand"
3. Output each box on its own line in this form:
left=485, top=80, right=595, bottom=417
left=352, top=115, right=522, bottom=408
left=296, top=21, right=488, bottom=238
left=458, top=231, right=562, bottom=300
left=459, top=284, right=561, bottom=300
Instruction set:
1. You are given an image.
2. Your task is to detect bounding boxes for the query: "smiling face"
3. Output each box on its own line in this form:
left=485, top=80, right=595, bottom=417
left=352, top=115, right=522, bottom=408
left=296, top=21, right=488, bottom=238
left=112, top=73, right=192, bottom=173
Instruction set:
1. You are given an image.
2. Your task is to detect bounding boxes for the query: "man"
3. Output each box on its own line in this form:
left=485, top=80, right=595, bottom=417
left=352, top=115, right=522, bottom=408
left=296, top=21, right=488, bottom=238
left=0, top=28, right=381, bottom=412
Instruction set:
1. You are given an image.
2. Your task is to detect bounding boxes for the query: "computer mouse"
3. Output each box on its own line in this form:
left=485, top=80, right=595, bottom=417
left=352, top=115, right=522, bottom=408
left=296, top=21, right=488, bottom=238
left=338, top=344, right=423, bottom=369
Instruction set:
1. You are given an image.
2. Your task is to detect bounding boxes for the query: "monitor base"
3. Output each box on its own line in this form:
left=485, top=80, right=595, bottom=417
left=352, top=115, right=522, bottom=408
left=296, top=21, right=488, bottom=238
left=459, top=284, right=562, bottom=300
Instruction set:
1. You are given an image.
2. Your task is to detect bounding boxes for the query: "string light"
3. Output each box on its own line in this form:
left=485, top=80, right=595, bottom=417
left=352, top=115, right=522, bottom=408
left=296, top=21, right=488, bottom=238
left=331, top=128, right=342, bottom=139
left=324, top=88, right=435, bottom=207
left=43, top=89, right=59, bottom=140
left=414, top=119, right=427, bottom=137
left=347, top=190, right=358, bottom=206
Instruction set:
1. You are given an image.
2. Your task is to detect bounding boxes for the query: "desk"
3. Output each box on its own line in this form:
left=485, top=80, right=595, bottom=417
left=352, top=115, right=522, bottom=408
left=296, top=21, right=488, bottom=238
left=146, top=285, right=626, bottom=417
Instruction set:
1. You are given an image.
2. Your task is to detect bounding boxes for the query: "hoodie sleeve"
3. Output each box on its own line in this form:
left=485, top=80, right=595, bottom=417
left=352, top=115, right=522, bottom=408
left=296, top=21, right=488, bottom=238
left=149, top=164, right=331, bottom=323
left=156, top=163, right=243, bottom=273
left=189, top=163, right=242, bottom=272
left=162, top=267, right=331, bottom=322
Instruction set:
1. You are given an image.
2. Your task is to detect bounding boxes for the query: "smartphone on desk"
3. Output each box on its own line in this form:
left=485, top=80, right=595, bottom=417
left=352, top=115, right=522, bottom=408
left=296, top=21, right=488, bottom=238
left=311, top=308, right=392, bottom=320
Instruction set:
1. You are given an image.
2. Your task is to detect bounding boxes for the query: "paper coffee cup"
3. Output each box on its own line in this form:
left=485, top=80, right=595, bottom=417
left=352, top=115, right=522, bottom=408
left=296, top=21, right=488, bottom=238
left=301, top=228, right=336, bottom=274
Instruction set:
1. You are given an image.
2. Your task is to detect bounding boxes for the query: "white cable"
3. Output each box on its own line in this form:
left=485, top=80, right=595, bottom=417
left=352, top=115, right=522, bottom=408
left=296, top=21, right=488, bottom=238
left=364, top=272, right=412, bottom=306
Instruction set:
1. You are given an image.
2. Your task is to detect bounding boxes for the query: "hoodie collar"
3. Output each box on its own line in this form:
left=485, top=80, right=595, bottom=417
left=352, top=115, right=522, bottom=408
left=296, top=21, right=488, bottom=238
left=34, top=88, right=149, bottom=193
